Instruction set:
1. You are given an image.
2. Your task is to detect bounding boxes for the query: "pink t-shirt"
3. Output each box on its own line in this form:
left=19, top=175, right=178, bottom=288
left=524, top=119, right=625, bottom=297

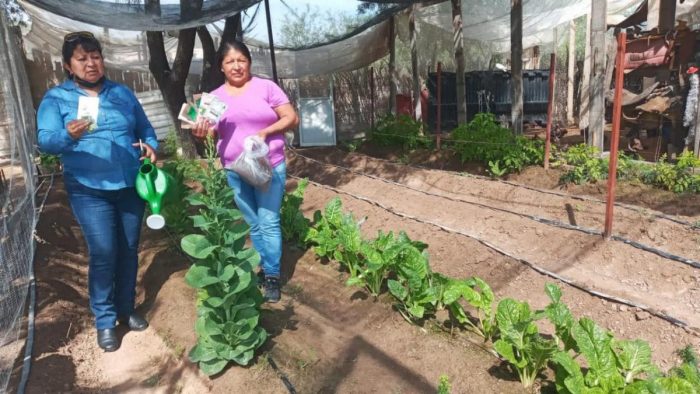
left=212, top=76, right=290, bottom=168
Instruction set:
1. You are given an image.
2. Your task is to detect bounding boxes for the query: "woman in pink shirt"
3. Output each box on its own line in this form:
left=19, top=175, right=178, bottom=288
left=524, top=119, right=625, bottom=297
left=192, top=40, right=298, bottom=303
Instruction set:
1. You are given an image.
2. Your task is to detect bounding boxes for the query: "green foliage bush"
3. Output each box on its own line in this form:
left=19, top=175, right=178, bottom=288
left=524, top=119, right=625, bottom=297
left=560, top=144, right=700, bottom=193
left=370, top=114, right=433, bottom=151
left=450, top=113, right=545, bottom=176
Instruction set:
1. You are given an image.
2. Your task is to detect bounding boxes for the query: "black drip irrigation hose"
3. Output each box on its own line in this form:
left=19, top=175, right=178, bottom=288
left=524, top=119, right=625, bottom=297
left=290, top=150, right=700, bottom=270
left=267, top=356, right=297, bottom=394
left=325, top=146, right=700, bottom=231
left=18, top=173, right=55, bottom=394
left=287, top=173, right=699, bottom=336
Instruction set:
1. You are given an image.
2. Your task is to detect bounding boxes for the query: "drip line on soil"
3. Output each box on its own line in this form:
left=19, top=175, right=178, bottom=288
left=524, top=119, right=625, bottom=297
left=288, top=173, right=699, bottom=337
left=290, top=151, right=700, bottom=270
left=325, top=147, right=699, bottom=231
left=18, top=173, right=55, bottom=394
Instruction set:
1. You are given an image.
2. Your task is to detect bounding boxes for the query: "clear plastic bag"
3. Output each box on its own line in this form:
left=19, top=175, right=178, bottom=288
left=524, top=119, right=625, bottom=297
left=228, top=136, right=273, bottom=190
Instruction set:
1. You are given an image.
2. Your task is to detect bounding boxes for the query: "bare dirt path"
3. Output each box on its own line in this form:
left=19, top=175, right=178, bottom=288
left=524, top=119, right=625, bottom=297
left=288, top=148, right=700, bottom=332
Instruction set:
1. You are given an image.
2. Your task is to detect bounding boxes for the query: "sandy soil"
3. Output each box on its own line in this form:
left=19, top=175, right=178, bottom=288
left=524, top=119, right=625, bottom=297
left=9, top=145, right=700, bottom=393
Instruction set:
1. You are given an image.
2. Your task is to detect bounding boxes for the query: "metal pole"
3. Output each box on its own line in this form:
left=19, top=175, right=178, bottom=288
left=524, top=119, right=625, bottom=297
left=437, top=62, right=442, bottom=150
left=263, top=0, right=278, bottom=84
left=603, top=31, right=627, bottom=239
left=544, top=53, right=556, bottom=170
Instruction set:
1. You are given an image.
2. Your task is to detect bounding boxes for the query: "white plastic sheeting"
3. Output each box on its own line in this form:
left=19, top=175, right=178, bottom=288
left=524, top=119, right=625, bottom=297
left=17, top=0, right=700, bottom=79
left=19, top=0, right=391, bottom=79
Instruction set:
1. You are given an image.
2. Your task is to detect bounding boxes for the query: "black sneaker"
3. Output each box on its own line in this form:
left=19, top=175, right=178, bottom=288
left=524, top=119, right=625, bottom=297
left=263, top=277, right=281, bottom=303
left=256, top=270, right=265, bottom=286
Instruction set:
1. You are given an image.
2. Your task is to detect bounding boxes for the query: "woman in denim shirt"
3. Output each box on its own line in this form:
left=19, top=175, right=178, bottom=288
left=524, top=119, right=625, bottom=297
left=37, top=32, right=158, bottom=352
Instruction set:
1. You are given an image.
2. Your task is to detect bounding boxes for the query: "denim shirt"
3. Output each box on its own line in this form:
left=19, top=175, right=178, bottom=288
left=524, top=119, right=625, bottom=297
left=37, top=79, right=158, bottom=190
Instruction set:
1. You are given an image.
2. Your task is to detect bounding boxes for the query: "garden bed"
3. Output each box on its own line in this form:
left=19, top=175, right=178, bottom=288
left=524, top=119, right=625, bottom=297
left=11, top=145, right=700, bottom=392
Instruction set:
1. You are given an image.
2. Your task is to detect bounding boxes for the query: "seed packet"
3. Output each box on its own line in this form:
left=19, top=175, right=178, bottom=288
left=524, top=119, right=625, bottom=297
left=177, top=102, right=196, bottom=129
left=77, top=96, right=99, bottom=132
left=197, top=92, right=227, bottom=124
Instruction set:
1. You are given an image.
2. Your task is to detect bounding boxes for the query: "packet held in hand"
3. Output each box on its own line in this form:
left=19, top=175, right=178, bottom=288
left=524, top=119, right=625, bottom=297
left=77, top=96, right=99, bottom=131
left=228, top=136, right=272, bottom=190
left=197, top=92, right=227, bottom=124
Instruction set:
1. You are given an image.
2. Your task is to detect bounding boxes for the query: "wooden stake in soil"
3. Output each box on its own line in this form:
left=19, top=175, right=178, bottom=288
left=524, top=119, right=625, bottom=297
left=370, top=66, right=375, bottom=130
left=604, top=32, right=627, bottom=239
left=437, top=62, right=442, bottom=150
left=544, top=53, right=556, bottom=170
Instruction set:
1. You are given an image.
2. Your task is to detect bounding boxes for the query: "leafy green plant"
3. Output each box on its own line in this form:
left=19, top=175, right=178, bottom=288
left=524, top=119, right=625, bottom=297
left=37, top=152, right=61, bottom=173
left=450, top=113, right=544, bottom=177
left=559, top=144, right=608, bottom=184
left=437, top=374, right=451, bottom=394
left=370, top=114, right=433, bottom=151
left=543, top=284, right=576, bottom=351
left=280, top=178, right=311, bottom=248
left=162, top=128, right=180, bottom=157
left=493, top=298, right=556, bottom=389
left=642, top=152, right=700, bottom=193
left=159, top=159, right=199, bottom=235
left=669, top=346, right=700, bottom=388
left=387, top=240, right=443, bottom=322
left=350, top=230, right=400, bottom=296
left=444, top=277, right=497, bottom=342
left=182, top=137, right=267, bottom=376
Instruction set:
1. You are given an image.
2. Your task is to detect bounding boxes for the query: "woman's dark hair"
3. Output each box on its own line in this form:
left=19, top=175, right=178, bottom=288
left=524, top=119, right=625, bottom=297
left=62, top=32, right=102, bottom=65
left=216, top=40, right=252, bottom=68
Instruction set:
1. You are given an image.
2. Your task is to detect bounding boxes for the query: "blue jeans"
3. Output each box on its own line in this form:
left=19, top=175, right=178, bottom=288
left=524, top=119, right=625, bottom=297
left=226, top=162, right=286, bottom=278
left=64, top=174, right=145, bottom=330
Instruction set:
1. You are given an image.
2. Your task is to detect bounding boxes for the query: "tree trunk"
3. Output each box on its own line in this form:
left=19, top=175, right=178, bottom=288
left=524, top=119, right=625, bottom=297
left=452, top=0, right=466, bottom=124
left=198, top=14, right=242, bottom=93
left=145, top=0, right=199, bottom=158
left=410, top=5, right=420, bottom=120
left=388, top=16, right=397, bottom=114
left=589, top=0, right=607, bottom=152
left=511, top=0, right=523, bottom=134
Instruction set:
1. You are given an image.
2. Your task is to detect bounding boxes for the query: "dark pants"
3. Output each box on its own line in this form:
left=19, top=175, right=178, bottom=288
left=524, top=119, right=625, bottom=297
left=64, top=174, right=145, bottom=330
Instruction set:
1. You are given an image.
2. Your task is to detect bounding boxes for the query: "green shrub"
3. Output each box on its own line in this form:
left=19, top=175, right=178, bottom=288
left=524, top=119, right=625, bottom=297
left=642, top=152, right=700, bottom=193
left=450, top=113, right=544, bottom=176
left=370, top=114, right=432, bottom=150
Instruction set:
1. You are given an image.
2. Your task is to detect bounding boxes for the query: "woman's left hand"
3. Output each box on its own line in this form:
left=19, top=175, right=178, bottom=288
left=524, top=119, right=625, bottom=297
left=132, top=142, right=157, bottom=163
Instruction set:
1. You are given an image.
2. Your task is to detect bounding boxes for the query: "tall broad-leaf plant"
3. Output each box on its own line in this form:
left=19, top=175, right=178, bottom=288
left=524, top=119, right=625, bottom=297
left=181, top=137, right=267, bottom=376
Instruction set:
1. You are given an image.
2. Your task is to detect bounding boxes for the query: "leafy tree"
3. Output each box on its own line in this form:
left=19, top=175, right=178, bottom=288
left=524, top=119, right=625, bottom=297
left=278, top=4, right=369, bottom=48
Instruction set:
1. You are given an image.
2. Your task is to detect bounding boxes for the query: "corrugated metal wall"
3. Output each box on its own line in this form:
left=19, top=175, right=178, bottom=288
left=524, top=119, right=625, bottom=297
left=427, top=69, right=551, bottom=131
left=134, top=90, right=174, bottom=141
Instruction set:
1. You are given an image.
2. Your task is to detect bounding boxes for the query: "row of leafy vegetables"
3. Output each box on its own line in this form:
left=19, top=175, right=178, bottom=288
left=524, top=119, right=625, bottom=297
left=158, top=141, right=698, bottom=391
left=281, top=179, right=700, bottom=393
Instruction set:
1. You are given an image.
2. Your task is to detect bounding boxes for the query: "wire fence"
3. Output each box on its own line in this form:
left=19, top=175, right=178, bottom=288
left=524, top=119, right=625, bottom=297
left=0, top=9, right=38, bottom=393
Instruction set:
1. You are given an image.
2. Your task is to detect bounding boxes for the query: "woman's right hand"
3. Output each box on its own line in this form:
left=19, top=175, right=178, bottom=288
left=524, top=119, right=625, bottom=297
left=66, top=119, right=91, bottom=140
left=192, top=118, right=215, bottom=139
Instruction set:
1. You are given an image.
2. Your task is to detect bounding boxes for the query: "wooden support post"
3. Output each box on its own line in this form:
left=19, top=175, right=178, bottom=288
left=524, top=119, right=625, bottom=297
left=370, top=67, right=375, bottom=130
left=452, top=0, right=466, bottom=124
left=590, top=0, right=607, bottom=152
left=389, top=16, right=397, bottom=114
left=648, top=0, right=677, bottom=33
left=580, top=13, right=591, bottom=134
left=567, top=19, right=575, bottom=126
left=511, top=0, right=523, bottom=134
left=604, top=32, right=626, bottom=239
left=410, top=4, right=420, bottom=120
left=437, top=62, right=442, bottom=150
left=545, top=53, right=556, bottom=170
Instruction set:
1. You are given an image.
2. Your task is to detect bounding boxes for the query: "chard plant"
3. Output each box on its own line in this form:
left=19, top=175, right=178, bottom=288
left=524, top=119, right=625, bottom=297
left=493, top=298, right=556, bottom=389
left=445, top=277, right=498, bottom=342
left=387, top=240, right=442, bottom=322
left=543, top=284, right=576, bottom=351
left=280, top=178, right=311, bottom=248
left=181, top=138, right=267, bottom=376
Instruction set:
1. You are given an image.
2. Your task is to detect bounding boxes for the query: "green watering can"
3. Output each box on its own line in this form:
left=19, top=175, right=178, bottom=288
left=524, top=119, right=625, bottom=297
left=135, top=158, right=174, bottom=230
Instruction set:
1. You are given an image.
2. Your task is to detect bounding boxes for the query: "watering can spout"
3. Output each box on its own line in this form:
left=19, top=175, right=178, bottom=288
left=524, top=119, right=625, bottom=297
left=135, top=158, right=173, bottom=230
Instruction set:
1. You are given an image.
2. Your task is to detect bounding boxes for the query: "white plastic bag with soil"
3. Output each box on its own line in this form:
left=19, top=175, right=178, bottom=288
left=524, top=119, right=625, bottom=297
left=228, top=136, right=273, bottom=191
